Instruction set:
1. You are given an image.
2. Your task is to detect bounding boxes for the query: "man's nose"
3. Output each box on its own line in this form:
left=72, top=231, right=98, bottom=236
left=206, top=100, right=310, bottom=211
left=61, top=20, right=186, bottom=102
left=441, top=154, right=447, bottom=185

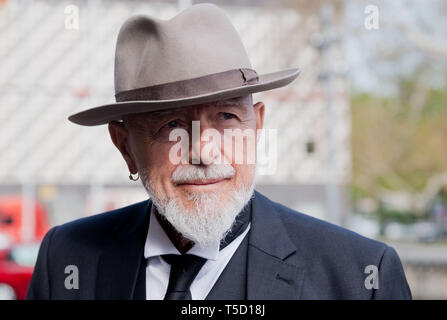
left=189, top=120, right=220, bottom=165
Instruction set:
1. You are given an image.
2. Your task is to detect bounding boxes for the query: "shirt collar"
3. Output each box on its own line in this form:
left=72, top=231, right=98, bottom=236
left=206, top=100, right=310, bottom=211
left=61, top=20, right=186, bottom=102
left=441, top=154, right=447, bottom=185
left=144, top=204, right=220, bottom=261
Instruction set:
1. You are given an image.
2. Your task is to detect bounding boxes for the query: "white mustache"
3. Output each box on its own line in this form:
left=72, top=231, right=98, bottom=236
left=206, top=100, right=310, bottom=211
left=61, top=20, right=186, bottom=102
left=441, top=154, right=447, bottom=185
left=171, top=164, right=235, bottom=184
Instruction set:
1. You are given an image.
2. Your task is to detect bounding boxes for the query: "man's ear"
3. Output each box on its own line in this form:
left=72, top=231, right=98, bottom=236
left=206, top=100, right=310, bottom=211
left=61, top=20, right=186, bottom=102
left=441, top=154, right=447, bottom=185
left=108, top=121, right=138, bottom=174
left=254, top=101, right=265, bottom=135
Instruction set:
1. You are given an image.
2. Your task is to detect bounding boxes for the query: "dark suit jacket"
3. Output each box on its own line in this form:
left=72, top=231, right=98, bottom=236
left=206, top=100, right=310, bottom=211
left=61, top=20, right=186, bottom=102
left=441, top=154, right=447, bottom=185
left=26, top=191, right=411, bottom=299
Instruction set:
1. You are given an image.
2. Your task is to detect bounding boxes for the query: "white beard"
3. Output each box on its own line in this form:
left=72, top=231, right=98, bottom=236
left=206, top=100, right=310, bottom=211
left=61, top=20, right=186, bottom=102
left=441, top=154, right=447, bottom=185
left=139, top=166, right=255, bottom=248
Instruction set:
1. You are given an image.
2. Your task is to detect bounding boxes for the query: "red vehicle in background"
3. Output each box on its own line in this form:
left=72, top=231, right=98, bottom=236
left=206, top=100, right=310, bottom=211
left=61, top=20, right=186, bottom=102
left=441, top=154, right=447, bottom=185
left=0, top=196, right=50, bottom=299
left=0, top=196, right=49, bottom=244
left=0, top=242, right=39, bottom=299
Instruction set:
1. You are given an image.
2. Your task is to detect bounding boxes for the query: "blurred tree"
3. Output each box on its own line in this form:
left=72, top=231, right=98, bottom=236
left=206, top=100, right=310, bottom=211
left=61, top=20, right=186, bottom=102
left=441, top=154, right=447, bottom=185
left=344, top=0, right=447, bottom=220
left=351, top=85, right=447, bottom=201
left=279, top=0, right=447, bottom=220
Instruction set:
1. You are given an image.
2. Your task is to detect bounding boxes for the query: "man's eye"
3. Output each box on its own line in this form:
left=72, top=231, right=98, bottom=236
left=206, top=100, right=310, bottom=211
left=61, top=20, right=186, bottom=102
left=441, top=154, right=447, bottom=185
left=220, top=113, right=236, bottom=120
left=163, top=120, right=180, bottom=129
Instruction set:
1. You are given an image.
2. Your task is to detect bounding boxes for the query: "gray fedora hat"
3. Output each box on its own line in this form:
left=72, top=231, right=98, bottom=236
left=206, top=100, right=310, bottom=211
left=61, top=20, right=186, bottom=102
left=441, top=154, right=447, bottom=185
left=68, top=3, right=300, bottom=126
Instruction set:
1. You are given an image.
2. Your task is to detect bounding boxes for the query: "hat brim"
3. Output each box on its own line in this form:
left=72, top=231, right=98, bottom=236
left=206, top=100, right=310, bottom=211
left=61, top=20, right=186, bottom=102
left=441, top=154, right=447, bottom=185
left=68, top=68, right=300, bottom=126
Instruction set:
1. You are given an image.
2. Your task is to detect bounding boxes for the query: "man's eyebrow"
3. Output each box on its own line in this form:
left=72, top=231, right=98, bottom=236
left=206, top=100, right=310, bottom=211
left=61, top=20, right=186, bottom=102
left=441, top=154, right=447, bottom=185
left=143, top=109, right=184, bottom=122
left=215, top=99, right=251, bottom=115
left=134, top=97, right=251, bottom=122
left=148, top=110, right=177, bottom=118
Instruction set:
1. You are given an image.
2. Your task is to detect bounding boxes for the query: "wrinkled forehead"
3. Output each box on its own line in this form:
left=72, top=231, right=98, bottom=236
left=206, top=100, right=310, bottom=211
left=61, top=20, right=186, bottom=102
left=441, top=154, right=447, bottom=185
left=123, top=95, right=252, bottom=123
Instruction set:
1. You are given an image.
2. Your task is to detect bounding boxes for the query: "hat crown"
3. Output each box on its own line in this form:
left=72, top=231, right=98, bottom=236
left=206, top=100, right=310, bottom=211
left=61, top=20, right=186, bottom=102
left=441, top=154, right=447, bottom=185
left=114, top=3, right=252, bottom=94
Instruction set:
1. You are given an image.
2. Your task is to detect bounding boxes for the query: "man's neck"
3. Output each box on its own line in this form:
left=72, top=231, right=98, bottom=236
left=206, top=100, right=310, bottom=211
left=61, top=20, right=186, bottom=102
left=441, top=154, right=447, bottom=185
left=154, top=210, right=194, bottom=254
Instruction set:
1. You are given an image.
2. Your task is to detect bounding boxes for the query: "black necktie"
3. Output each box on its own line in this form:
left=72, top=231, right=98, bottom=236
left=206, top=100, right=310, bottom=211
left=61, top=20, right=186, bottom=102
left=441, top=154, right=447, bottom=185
left=162, top=254, right=207, bottom=300
left=161, top=200, right=252, bottom=300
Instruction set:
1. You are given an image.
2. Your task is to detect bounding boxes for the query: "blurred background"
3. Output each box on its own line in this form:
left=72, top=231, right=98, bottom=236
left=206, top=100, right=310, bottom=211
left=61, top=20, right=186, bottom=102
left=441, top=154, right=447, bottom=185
left=0, top=0, right=446, bottom=299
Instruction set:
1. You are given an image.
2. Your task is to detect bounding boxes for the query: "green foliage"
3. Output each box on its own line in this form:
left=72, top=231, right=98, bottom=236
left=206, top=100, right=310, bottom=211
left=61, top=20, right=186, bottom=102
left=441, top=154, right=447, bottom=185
left=425, top=89, right=447, bottom=116
left=351, top=82, right=447, bottom=209
left=376, top=207, right=420, bottom=225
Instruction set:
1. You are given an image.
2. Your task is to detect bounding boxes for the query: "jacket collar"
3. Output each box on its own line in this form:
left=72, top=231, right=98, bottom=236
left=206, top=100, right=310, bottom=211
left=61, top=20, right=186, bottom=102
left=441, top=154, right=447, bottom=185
left=94, top=191, right=306, bottom=300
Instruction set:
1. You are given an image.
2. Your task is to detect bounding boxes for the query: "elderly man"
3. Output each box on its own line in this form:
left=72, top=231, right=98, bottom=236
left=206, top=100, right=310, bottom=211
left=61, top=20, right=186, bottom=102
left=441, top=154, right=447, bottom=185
left=27, top=4, right=411, bottom=300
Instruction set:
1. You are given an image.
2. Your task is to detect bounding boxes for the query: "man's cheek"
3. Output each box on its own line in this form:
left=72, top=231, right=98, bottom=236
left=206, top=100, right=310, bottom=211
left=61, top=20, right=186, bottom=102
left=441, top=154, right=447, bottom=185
left=220, top=137, right=233, bottom=165
left=222, top=133, right=254, bottom=165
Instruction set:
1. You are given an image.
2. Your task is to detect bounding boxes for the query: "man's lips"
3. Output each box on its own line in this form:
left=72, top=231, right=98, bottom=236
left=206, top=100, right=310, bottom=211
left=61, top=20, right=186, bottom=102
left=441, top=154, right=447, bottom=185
left=175, top=178, right=227, bottom=186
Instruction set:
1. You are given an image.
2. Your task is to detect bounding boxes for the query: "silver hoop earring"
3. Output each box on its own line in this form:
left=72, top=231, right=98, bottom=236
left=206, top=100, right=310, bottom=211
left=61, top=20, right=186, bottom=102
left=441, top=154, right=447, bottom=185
left=129, top=172, right=139, bottom=181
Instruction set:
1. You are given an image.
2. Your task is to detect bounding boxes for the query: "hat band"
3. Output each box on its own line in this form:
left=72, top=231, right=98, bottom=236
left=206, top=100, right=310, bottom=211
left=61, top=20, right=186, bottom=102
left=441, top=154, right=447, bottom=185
left=115, top=68, right=259, bottom=102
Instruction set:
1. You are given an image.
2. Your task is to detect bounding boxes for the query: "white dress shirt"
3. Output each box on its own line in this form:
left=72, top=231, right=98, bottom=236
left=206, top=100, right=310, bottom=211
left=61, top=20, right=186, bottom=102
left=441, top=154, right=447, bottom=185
left=144, top=205, right=250, bottom=300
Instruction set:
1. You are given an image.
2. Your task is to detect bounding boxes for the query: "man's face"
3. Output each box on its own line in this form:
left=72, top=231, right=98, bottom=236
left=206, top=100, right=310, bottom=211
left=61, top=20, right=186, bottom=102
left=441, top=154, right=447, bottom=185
left=109, top=95, right=264, bottom=246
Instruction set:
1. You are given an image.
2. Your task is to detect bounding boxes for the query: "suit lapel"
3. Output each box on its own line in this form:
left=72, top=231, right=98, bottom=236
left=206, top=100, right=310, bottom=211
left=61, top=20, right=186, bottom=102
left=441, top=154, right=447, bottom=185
left=95, top=200, right=151, bottom=300
left=93, top=192, right=305, bottom=300
left=246, top=192, right=305, bottom=299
